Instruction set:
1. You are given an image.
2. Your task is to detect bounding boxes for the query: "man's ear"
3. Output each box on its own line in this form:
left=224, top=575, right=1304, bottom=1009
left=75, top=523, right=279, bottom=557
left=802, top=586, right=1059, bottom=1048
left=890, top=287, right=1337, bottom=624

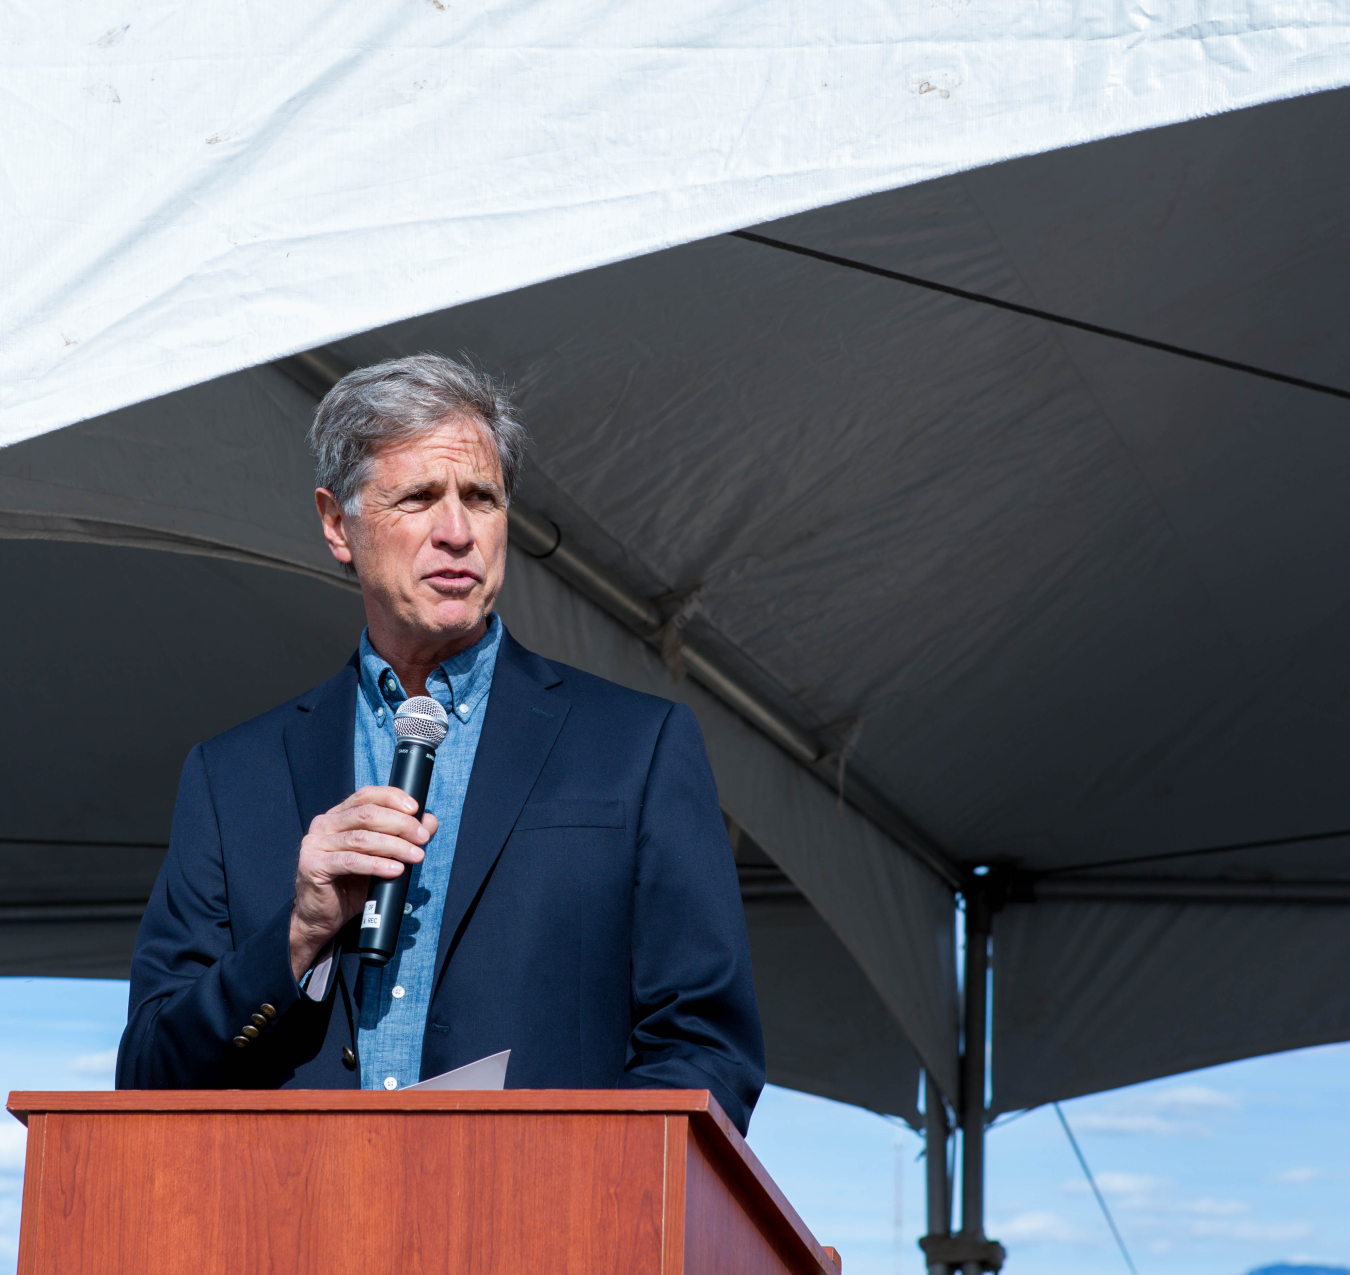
left=315, top=488, right=355, bottom=568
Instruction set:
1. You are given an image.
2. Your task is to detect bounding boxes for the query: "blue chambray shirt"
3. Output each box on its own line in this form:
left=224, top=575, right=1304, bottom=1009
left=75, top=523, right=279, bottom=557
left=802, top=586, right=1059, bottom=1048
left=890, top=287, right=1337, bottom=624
left=353, top=612, right=501, bottom=1091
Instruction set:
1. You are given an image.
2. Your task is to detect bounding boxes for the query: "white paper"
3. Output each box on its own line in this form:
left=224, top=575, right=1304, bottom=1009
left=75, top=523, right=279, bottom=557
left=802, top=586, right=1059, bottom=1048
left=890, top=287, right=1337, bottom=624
left=400, top=1050, right=510, bottom=1091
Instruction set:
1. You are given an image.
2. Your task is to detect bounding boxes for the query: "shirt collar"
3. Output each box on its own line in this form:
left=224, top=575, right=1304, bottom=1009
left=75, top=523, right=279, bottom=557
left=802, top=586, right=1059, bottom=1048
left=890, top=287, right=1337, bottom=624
left=358, top=613, right=502, bottom=729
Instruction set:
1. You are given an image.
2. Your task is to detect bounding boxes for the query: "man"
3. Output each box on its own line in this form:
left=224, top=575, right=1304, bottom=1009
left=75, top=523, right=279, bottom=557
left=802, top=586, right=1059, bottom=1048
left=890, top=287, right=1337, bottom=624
left=117, top=354, right=765, bottom=1133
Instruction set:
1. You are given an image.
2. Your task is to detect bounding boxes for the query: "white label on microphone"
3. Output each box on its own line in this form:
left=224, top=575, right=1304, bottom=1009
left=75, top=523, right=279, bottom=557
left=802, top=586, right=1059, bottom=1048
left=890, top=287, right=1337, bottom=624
left=361, top=900, right=381, bottom=929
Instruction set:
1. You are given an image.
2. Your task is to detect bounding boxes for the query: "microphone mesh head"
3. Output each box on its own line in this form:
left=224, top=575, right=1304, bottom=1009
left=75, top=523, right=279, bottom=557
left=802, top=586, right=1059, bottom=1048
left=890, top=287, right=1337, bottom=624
left=393, top=696, right=450, bottom=747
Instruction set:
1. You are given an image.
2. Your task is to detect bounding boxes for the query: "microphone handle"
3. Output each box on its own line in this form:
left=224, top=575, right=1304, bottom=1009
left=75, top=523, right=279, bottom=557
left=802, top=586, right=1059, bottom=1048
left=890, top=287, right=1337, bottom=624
left=357, top=739, right=437, bottom=967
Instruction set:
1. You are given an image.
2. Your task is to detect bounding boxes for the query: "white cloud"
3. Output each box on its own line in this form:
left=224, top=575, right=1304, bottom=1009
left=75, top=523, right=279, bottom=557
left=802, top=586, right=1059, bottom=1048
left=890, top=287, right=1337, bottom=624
left=1063, top=1171, right=1171, bottom=1201
left=1271, top=1166, right=1330, bottom=1184
left=68, top=1048, right=118, bottom=1077
left=1055, top=1168, right=1316, bottom=1250
left=1190, top=1219, right=1312, bottom=1242
left=1146, top=1085, right=1238, bottom=1115
left=989, top=1211, right=1091, bottom=1244
left=1068, top=1084, right=1239, bottom=1137
left=0, top=1125, right=26, bottom=1175
left=1186, top=1196, right=1247, bottom=1217
left=1095, top=1171, right=1171, bottom=1196
left=1072, top=1113, right=1193, bottom=1136
left=1078, top=1189, right=1309, bottom=1249
left=1083, top=1182, right=1251, bottom=1221
left=0, top=1191, right=19, bottom=1259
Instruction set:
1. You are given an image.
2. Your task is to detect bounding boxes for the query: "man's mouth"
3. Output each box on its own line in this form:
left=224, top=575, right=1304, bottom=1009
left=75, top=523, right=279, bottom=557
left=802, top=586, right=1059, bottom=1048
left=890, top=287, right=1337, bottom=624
left=426, top=570, right=479, bottom=590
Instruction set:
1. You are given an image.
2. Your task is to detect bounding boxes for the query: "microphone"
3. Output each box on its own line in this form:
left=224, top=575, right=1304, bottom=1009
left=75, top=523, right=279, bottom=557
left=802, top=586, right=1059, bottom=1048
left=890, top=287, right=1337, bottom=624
left=357, top=695, right=450, bottom=967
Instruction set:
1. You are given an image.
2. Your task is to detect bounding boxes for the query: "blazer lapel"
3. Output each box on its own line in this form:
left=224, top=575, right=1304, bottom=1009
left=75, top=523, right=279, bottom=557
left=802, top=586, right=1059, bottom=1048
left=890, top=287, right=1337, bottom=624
left=282, top=657, right=358, bottom=846
left=433, top=630, right=569, bottom=985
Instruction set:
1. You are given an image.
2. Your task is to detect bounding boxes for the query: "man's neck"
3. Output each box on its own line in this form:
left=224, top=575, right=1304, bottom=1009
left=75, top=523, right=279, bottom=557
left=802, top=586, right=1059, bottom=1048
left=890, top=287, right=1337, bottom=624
left=365, top=617, right=489, bottom=697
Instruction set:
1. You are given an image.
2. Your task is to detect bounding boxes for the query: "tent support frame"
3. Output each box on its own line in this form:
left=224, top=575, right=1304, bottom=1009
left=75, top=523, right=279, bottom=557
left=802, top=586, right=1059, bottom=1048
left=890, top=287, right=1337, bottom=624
left=920, top=888, right=1006, bottom=1273
left=958, top=892, right=997, bottom=1274
left=921, top=1074, right=952, bottom=1275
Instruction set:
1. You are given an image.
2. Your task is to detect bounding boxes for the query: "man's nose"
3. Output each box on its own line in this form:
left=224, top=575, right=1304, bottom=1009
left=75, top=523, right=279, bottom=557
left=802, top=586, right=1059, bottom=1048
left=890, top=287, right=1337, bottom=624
left=430, top=496, right=474, bottom=549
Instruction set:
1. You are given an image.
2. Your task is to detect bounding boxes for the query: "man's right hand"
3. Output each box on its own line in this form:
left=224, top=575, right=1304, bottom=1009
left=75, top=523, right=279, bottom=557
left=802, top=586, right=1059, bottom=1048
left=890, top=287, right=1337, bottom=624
left=288, top=786, right=438, bottom=981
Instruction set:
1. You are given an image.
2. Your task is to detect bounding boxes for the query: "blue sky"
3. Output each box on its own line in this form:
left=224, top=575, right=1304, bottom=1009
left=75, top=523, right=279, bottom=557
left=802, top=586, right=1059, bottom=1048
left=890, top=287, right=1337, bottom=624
left=751, top=1046, right=1350, bottom=1275
left=1, top=978, right=1347, bottom=1275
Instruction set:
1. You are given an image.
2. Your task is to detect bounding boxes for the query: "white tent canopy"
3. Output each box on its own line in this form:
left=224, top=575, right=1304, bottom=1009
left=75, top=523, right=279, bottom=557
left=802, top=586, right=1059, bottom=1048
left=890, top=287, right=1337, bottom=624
left=5, top=2, right=1350, bottom=1262
left=6, top=0, right=1349, bottom=445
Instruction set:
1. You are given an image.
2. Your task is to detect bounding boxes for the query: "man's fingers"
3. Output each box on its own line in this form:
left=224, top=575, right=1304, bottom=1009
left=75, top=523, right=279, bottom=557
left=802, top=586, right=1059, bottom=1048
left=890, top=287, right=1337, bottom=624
left=324, top=802, right=430, bottom=843
left=329, top=785, right=420, bottom=816
left=317, top=850, right=408, bottom=880
left=328, top=828, right=426, bottom=862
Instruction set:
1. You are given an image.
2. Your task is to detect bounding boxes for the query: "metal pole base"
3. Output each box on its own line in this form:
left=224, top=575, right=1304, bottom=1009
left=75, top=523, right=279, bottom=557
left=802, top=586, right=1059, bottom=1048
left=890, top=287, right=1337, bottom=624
left=919, top=1233, right=1007, bottom=1273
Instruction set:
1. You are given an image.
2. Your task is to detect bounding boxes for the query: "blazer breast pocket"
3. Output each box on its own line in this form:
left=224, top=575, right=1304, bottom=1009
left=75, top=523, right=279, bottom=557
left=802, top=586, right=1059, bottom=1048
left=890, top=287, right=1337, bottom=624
left=515, top=799, right=625, bottom=831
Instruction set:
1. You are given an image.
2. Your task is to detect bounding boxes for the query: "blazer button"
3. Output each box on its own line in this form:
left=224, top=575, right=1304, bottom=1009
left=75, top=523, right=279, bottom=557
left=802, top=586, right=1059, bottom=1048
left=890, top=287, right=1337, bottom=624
left=259, top=1004, right=277, bottom=1019
left=241, top=1025, right=260, bottom=1041
left=341, top=1046, right=357, bottom=1070
left=232, top=1036, right=250, bottom=1049
left=250, top=1014, right=268, bottom=1029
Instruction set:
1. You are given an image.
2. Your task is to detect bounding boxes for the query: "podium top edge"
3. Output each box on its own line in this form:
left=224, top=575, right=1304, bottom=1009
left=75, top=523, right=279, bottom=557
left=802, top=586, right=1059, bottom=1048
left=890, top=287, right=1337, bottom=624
left=6, top=1088, right=723, bottom=1121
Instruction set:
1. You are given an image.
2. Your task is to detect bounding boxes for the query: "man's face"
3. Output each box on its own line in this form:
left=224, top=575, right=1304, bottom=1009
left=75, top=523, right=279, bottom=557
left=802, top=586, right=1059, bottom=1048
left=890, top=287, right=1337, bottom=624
left=317, top=415, right=508, bottom=652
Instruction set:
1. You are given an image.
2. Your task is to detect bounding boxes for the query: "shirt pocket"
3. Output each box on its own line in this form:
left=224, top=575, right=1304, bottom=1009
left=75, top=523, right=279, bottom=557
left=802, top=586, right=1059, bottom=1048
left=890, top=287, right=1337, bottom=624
left=514, top=799, right=625, bottom=831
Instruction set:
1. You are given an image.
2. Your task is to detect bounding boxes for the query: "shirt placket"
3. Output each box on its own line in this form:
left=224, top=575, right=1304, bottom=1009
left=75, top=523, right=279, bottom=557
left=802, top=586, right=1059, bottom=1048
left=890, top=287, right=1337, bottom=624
left=356, top=619, right=499, bottom=1092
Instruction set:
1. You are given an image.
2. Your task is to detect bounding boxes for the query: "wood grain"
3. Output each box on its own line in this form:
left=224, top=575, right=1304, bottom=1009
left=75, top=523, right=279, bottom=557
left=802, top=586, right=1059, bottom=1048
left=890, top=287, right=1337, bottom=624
left=683, top=1125, right=835, bottom=1275
left=16, top=1113, right=43, bottom=1275
left=661, top=1115, right=687, bottom=1274
left=682, top=1114, right=838, bottom=1274
left=6, top=1090, right=836, bottom=1275
left=28, top=1110, right=666, bottom=1275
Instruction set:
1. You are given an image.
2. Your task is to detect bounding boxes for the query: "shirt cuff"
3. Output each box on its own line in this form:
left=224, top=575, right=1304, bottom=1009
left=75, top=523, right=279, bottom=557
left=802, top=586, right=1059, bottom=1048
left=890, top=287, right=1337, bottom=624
left=302, top=940, right=337, bottom=1002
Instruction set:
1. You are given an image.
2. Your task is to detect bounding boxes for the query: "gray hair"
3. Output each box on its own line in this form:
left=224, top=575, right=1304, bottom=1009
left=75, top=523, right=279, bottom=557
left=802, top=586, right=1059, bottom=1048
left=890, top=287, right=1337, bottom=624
left=307, top=353, right=528, bottom=514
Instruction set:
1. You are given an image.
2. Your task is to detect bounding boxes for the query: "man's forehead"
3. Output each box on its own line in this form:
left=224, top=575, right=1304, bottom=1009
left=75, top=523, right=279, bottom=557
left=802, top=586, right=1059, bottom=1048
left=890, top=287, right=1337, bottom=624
left=374, top=416, right=502, bottom=485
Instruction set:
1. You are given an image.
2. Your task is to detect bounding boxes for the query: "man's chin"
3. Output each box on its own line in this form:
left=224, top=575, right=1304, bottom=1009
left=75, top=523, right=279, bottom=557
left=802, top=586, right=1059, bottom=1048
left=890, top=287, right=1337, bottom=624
left=415, top=602, right=488, bottom=644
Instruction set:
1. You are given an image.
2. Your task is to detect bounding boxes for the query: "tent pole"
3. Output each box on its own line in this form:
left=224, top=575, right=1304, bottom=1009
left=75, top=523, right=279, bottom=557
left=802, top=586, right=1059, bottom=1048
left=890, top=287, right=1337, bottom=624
left=923, top=1072, right=952, bottom=1274
left=920, top=889, right=1005, bottom=1273
left=919, top=888, right=1004, bottom=1274
left=958, top=892, right=991, bottom=1275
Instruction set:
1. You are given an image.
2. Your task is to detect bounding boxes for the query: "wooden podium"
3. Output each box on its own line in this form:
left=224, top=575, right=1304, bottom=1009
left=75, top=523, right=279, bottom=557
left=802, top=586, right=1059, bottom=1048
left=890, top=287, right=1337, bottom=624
left=7, top=1089, right=841, bottom=1275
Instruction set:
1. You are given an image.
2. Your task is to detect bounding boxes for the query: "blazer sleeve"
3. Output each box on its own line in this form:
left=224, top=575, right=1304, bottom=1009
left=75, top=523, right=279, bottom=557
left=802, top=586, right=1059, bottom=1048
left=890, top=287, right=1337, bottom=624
left=116, top=746, right=306, bottom=1088
left=615, top=702, right=767, bottom=1133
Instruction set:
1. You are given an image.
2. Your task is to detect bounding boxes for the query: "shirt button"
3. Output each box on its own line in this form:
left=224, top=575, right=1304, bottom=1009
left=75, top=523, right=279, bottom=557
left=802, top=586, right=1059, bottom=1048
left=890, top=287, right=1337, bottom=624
left=383, top=1076, right=398, bottom=1091
left=403, top=903, right=412, bottom=915
left=392, top=985, right=405, bottom=999
left=457, top=704, right=469, bottom=717
left=375, top=706, right=384, bottom=719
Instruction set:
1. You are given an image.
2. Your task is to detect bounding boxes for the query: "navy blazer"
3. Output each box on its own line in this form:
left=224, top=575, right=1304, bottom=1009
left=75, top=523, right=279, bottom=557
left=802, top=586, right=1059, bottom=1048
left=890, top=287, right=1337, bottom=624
left=117, top=627, right=765, bottom=1133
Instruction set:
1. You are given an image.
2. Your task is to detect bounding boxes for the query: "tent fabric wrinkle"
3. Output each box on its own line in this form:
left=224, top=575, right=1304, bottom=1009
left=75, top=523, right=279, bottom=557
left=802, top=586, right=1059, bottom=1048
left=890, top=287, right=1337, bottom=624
left=4, top=1, right=1349, bottom=443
